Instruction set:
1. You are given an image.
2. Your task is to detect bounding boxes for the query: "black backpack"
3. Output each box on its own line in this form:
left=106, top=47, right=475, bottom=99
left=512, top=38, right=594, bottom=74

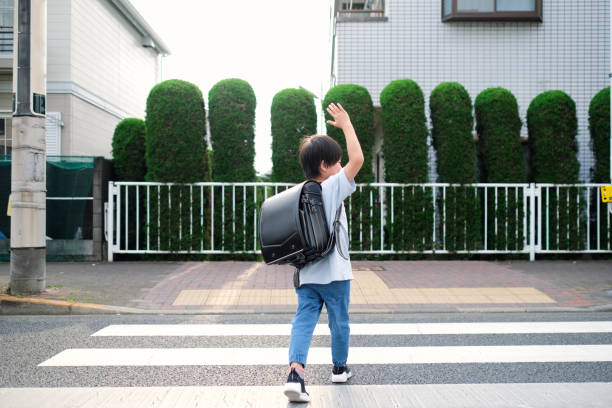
left=258, top=181, right=341, bottom=273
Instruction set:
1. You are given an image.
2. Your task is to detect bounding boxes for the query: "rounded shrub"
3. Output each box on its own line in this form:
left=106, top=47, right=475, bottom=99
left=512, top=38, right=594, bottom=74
left=527, top=90, right=581, bottom=251
left=112, top=118, right=146, bottom=181
left=322, top=84, right=375, bottom=183
left=475, top=88, right=526, bottom=250
left=144, top=79, right=210, bottom=253
left=208, top=78, right=257, bottom=182
left=208, top=79, right=257, bottom=254
left=430, top=82, right=476, bottom=183
left=380, top=79, right=428, bottom=183
left=430, top=82, right=480, bottom=251
left=379, top=79, right=433, bottom=252
left=145, top=79, right=209, bottom=182
left=322, top=84, right=378, bottom=254
left=589, top=87, right=610, bottom=183
left=527, top=90, right=579, bottom=183
left=271, top=88, right=317, bottom=182
left=475, top=87, right=525, bottom=183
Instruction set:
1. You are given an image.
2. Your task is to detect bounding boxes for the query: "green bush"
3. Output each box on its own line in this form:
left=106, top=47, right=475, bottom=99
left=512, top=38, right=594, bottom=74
left=322, top=84, right=375, bottom=183
left=475, top=88, right=525, bottom=182
left=144, top=79, right=210, bottom=253
left=111, top=118, right=146, bottom=181
left=379, top=79, right=432, bottom=251
left=589, top=87, right=610, bottom=183
left=208, top=78, right=257, bottom=252
left=527, top=90, right=579, bottom=183
left=475, top=88, right=526, bottom=251
left=145, top=79, right=209, bottom=183
left=322, top=84, right=379, bottom=254
left=527, top=90, right=582, bottom=251
left=271, top=88, right=317, bottom=182
left=430, top=82, right=477, bottom=183
left=430, top=82, right=481, bottom=252
left=208, top=78, right=257, bottom=182
left=380, top=79, right=428, bottom=183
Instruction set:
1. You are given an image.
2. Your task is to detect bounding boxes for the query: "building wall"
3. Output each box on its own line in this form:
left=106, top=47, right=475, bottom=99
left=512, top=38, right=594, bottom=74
left=44, top=0, right=160, bottom=158
left=334, top=0, right=610, bottom=182
left=47, top=0, right=71, bottom=83
left=69, top=0, right=159, bottom=119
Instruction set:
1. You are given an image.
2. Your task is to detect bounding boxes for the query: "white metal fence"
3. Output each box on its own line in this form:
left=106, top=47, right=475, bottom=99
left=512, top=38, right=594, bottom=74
left=106, top=182, right=611, bottom=261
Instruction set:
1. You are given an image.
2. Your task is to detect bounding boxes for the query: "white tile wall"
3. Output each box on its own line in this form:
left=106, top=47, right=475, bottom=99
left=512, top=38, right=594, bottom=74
left=334, top=0, right=610, bottom=182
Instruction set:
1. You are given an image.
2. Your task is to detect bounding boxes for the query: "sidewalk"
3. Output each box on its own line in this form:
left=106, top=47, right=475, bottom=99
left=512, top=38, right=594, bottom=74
left=1, top=260, right=611, bottom=314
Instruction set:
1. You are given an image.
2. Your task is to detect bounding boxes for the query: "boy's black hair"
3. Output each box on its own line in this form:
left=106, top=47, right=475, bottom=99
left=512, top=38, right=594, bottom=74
left=298, top=135, right=343, bottom=180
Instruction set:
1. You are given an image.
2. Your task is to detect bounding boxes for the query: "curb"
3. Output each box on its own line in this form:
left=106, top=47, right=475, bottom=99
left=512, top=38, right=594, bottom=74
left=2, top=294, right=612, bottom=315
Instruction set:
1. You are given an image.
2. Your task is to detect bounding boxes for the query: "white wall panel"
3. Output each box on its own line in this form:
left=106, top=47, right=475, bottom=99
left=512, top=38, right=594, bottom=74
left=334, top=0, right=610, bottom=181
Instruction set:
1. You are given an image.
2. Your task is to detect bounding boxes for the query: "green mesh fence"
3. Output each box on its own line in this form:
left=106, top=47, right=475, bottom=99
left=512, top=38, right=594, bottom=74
left=0, top=155, right=95, bottom=240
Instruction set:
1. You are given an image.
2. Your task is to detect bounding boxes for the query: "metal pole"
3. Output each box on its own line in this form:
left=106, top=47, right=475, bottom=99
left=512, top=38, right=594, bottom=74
left=9, top=0, right=47, bottom=294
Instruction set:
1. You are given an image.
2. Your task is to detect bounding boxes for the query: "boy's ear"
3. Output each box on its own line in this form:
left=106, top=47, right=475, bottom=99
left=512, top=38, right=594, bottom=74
left=319, top=160, right=326, bottom=173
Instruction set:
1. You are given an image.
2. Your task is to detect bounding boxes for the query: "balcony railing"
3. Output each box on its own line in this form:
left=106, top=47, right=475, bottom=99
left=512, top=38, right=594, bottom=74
left=0, top=26, right=12, bottom=54
left=337, top=1, right=385, bottom=19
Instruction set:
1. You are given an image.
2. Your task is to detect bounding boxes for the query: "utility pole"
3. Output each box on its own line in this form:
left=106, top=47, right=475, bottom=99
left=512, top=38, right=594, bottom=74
left=9, top=0, right=47, bottom=294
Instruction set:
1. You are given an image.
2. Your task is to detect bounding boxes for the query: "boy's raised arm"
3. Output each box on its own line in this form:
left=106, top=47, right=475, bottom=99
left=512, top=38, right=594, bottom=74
left=326, top=103, right=364, bottom=182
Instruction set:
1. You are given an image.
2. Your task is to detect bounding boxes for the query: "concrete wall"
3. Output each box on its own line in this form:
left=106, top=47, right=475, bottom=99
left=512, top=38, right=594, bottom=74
left=333, top=0, right=610, bottom=182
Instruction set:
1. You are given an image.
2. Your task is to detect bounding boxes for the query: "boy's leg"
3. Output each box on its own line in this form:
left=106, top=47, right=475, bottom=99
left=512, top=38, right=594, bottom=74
left=321, top=280, right=351, bottom=367
left=288, top=284, right=324, bottom=367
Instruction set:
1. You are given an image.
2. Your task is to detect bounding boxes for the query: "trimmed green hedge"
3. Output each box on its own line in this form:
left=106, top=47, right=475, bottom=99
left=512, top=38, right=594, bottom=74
left=271, top=88, right=317, bottom=182
left=527, top=90, right=582, bottom=251
left=111, top=118, right=146, bottom=181
left=589, top=87, right=610, bottom=183
left=322, top=84, right=378, bottom=254
left=208, top=78, right=257, bottom=182
left=475, top=88, right=526, bottom=250
left=322, top=84, right=375, bottom=183
left=379, top=79, right=432, bottom=251
left=527, top=90, right=579, bottom=183
left=144, top=79, right=210, bottom=252
left=208, top=79, right=257, bottom=254
left=475, top=88, right=525, bottom=183
left=380, top=79, right=428, bottom=183
left=430, top=82, right=476, bottom=183
left=430, top=82, right=480, bottom=252
left=145, top=79, right=209, bottom=183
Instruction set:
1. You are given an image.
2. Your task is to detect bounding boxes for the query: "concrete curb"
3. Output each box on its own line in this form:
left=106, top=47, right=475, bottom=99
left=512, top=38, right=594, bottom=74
left=2, top=294, right=612, bottom=315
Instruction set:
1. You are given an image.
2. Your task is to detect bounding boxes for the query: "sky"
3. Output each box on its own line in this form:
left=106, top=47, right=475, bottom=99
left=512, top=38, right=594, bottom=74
left=129, top=0, right=333, bottom=176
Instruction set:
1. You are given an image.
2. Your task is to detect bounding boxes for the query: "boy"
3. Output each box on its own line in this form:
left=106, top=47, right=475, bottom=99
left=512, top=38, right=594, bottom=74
left=283, top=103, right=364, bottom=403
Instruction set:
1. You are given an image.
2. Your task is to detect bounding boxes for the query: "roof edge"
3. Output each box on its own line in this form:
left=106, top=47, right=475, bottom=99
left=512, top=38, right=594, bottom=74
left=108, top=0, right=171, bottom=55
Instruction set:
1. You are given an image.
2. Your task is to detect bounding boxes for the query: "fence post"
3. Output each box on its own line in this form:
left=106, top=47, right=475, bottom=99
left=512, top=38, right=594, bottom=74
left=529, top=183, right=537, bottom=261
left=107, top=181, right=115, bottom=262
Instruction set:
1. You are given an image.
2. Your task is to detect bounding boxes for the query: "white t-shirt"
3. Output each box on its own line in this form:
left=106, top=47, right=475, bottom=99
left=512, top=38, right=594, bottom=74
left=298, top=168, right=356, bottom=285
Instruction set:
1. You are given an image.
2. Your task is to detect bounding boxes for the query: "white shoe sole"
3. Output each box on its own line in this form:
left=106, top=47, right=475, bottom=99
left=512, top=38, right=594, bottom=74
left=332, top=370, right=353, bottom=383
left=284, top=382, right=310, bottom=402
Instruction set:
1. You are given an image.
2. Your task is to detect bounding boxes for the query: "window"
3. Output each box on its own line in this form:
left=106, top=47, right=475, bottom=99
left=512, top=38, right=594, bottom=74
left=337, top=0, right=386, bottom=20
left=0, top=0, right=12, bottom=53
left=0, top=119, right=10, bottom=156
left=442, top=0, right=542, bottom=22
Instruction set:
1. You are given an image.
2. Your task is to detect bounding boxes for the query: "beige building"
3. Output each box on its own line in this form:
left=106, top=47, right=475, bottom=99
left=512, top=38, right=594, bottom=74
left=0, top=0, right=169, bottom=158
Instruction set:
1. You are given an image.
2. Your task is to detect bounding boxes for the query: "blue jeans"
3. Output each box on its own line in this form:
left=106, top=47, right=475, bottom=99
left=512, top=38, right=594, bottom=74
left=288, top=280, right=350, bottom=368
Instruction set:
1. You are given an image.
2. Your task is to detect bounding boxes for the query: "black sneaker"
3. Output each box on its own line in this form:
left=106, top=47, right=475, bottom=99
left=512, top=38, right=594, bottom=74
left=284, top=367, right=310, bottom=402
left=332, top=365, right=353, bottom=383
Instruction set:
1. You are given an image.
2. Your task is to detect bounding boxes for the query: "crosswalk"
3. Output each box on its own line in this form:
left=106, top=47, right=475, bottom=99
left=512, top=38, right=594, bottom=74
left=3, top=320, right=612, bottom=407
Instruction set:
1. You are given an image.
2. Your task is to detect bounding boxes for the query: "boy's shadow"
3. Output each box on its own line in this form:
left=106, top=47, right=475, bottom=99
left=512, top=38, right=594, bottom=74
left=287, top=402, right=311, bottom=407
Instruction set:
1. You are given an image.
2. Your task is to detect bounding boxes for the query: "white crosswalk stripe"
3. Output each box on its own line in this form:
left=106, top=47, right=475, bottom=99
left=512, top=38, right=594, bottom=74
left=8, top=320, right=612, bottom=407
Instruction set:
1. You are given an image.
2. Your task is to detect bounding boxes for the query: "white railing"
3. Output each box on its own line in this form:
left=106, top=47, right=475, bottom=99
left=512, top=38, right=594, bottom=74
left=106, top=182, right=612, bottom=261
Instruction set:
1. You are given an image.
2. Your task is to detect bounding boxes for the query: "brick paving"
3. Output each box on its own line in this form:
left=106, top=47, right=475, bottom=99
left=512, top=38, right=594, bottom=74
left=1, top=260, right=610, bottom=313
left=131, top=260, right=612, bottom=312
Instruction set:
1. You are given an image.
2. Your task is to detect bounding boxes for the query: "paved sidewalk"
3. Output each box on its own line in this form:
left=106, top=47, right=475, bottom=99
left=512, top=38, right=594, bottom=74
left=0, top=260, right=611, bottom=314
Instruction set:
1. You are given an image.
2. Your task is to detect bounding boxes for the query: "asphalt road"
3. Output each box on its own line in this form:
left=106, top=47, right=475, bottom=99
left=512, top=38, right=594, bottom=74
left=1, top=312, right=611, bottom=390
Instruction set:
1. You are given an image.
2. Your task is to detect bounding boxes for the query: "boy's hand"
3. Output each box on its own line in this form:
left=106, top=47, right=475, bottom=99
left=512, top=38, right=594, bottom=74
left=326, top=103, right=352, bottom=130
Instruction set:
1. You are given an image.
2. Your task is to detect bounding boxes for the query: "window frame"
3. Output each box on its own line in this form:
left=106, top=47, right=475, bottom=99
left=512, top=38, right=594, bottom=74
left=441, top=0, right=542, bottom=22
